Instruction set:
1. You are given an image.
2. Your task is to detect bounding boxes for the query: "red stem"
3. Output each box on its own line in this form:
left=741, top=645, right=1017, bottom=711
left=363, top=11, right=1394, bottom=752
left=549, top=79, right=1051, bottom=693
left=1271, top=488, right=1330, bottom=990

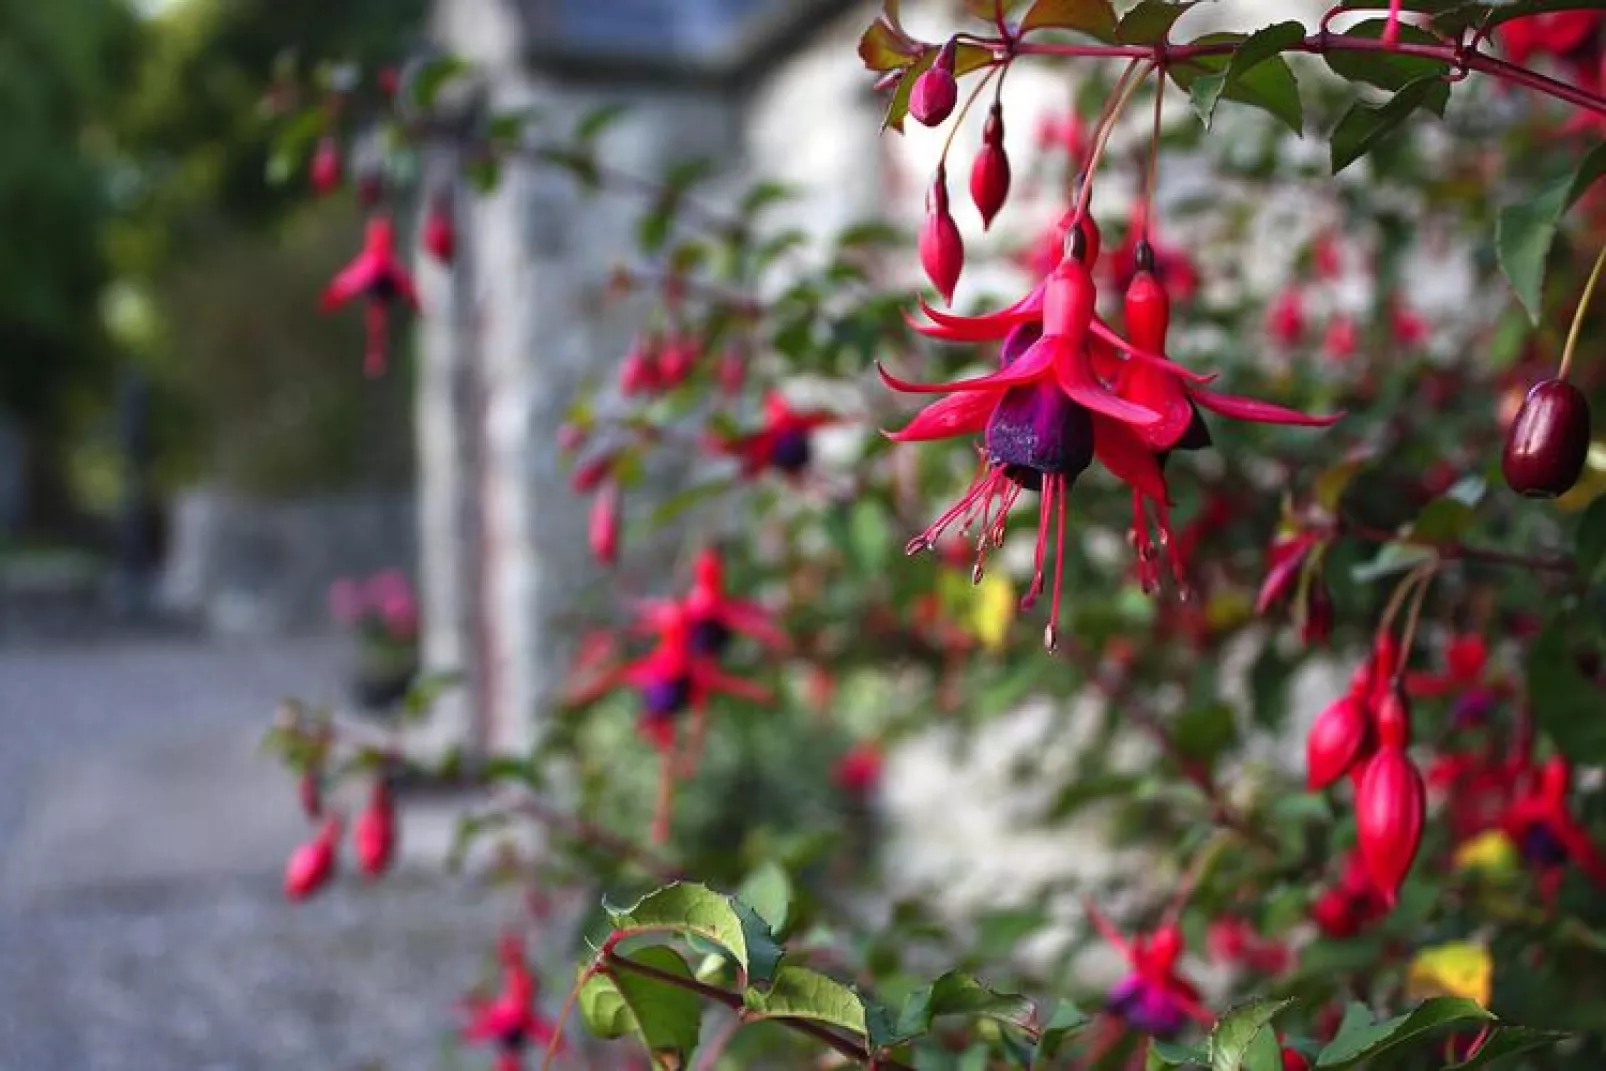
left=1012, top=33, right=1606, bottom=118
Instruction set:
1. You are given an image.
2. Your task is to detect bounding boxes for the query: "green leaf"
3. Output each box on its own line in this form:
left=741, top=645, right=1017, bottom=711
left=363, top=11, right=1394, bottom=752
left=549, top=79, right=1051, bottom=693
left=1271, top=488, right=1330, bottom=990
left=743, top=965, right=867, bottom=1036
left=1172, top=702, right=1239, bottom=763
left=581, top=946, right=703, bottom=1057
left=739, top=181, right=800, bottom=220
left=848, top=499, right=893, bottom=573
left=1315, top=997, right=1494, bottom=1068
left=736, top=862, right=793, bottom=936
left=858, top=14, right=922, bottom=72
left=577, top=102, right=629, bottom=143
left=1038, top=1000, right=1092, bottom=1060
left=1330, top=75, right=1447, bottom=174
left=1577, top=493, right=1606, bottom=577
left=402, top=670, right=463, bottom=723
left=605, top=883, right=757, bottom=977
left=1116, top=0, right=1199, bottom=43
left=1170, top=33, right=1302, bottom=133
left=1408, top=498, right=1474, bottom=543
left=837, top=220, right=906, bottom=249
left=1448, top=1025, right=1570, bottom=1068
left=1020, top=0, right=1118, bottom=39
left=732, top=900, right=785, bottom=984
left=1188, top=21, right=1305, bottom=129
left=1527, top=618, right=1606, bottom=763
left=1497, top=142, right=1606, bottom=321
left=408, top=56, right=470, bottom=111
left=1324, top=19, right=1450, bottom=91
left=1210, top=998, right=1291, bottom=1071
left=1350, top=542, right=1435, bottom=583
left=890, top=971, right=1034, bottom=1045
left=464, top=155, right=501, bottom=194
left=1150, top=1039, right=1209, bottom=1068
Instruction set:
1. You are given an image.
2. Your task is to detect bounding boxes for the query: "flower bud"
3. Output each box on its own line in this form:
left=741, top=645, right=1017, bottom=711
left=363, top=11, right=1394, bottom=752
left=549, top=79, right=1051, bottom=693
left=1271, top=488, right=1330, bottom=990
left=423, top=193, right=456, bottom=265
left=1502, top=379, right=1591, bottom=498
left=1373, top=683, right=1411, bottom=750
left=310, top=136, right=342, bottom=195
left=920, top=167, right=965, bottom=304
left=1266, top=287, right=1304, bottom=346
left=618, top=336, right=662, bottom=396
left=285, top=816, right=341, bottom=901
left=1300, top=579, right=1334, bottom=647
left=1306, top=693, right=1369, bottom=790
left=969, top=105, right=1011, bottom=229
left=1356, top=746, right=1426, bottom=901
left=658, top=335, right=698, bottom=388
left=909, top=42, right=958, bottom=126
left=355, top=780, right=396, bottom=878
left=590, top=480, right=621, bottom=567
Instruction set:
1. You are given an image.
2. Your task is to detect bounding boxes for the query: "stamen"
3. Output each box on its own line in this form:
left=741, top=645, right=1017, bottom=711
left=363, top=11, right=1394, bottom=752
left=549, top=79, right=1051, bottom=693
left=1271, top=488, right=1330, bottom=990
left=1050, top=473, right=1070, bottom=642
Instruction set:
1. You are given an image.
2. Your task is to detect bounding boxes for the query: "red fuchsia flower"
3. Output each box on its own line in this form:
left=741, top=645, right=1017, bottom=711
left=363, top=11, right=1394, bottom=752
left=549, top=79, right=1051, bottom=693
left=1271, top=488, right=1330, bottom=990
left=657, top=333, right=700, bottom=390
left=1034, top=111, right=1088, bottom=161
left=1108, top=210, right=1199, bottom=305
left=570, top=452, right=616, bottom=494
left=320, top=215, right=421, bottom=378
left=634, top=548, right=788, bottom=658
left=1499, top=11, right=1603, bottom=66
left=1312, top=231, right=1343, bottom=280
left=836, top=740, right=883, bottom=795
left=909, top=41, right=958, bottom=126
left=422, top=191, right=456, bottom=265
left=354, top=778, right=396, bottom=878
left=460, top=936, right=560, bottom=1067
left=1085, top=903, right=1211, bottom=1039
left=1430, top=744, right=1526, bottom=843
left=1405, top=633, right=1488, bottom=698
left=970, top=104, right=1011, bottom=230
left=1500, top=756, right=1606, bottom=903
left=618, top=335, right=662, bottom=397
left=1307, top=635, right=1400, bottom=791
left=1207, top=917, right=1291, bottom=975
left=309, top=135, right=342, bottom=195
left=590, top=478, right=621, bottom=567
left=1266, top=287, right=1306, bottom=348
left=1323, top=314, right=1359, bottom=362
left=1310, top=852, right=1393, bottom=937
left=1389, top=297, right=1430, bottom=349
left=367, top=569, right=418, bottom=639
left=285, top=815, right=341, bottom=901
left=708, top=390, right=839, bottom=479
left=1257, top=531, right=1322, bottom=614
left=920, top=166, right=965, bottom=304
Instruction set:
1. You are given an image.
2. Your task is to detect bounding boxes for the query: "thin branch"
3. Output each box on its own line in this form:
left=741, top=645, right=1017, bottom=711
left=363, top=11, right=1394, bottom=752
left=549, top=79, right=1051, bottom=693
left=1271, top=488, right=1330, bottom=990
left=1338, top=519, right=1576, bottom=576
left=510, top=794, right=685, bottom=883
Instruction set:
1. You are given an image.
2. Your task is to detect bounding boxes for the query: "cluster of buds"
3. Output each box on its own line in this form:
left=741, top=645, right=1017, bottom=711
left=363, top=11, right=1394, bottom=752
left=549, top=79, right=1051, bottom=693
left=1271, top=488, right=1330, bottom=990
left=285, top=772, right=398, bottom=900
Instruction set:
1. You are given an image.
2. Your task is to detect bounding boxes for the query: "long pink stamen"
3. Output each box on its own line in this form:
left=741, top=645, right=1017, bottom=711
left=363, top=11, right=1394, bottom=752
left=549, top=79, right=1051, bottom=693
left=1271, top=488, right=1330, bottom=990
left=1048, top=474, right=1069, bottom=651
left=1023, top=476, right=1054, bottom=609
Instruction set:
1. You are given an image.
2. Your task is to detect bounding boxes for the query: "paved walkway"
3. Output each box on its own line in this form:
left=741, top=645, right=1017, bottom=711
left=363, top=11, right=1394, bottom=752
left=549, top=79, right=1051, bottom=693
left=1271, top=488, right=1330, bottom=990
left=0, top=638, right=521, bottom=1071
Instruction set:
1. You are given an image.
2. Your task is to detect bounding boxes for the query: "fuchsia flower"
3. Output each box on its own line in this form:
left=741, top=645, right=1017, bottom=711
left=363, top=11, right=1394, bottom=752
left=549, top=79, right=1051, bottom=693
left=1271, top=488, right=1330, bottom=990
left=1085, top=903, right=1211, bottom=1038
left=1310, top=852, right=1393, bottom=937
left=1107, top=209, right=1199, bottom=305
left=890, top=227, right=1337, bottom=643
left=1500, top=756, right=1606, bottom=903
left=320, top=215, right=421, bottom=378
left=709, top=391, right=839, bottom=478
left=1323, top=315, right=1359, bottom=362
left=460, top=936, right=560, bottom=1068
left=1499, top=11, right=1602, bottom=66
left=633, top=548, right=788, bottom=658
left=836, top=741, right=883, bottom=795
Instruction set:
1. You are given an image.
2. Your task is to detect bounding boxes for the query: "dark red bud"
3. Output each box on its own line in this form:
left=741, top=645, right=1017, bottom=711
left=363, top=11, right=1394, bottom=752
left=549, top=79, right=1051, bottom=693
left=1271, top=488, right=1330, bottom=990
left=909, top=43, right=958, bottom=126
left=1300, top=580, right=1334, bottom=647
left=590, top=480, right=621, bottom=567
left=658, top=336, right=698, bottom=388
left=1502, top=379, right=1591, bottom=498
left=354, top=780, right=396, bottom=878
left=969, top=105, right=1011, bottom=229
left=423, top=194, right=456, bottom=265
left=1373, top=684, right=1411, bottom=749
left=920, top=168, right=964, bottom=304
left=570, top=454, right=614, bottom=494
left=1355, top=746, right=1425, bottom=901
left=1306, top=693, right=1369, bottom=790
left=310, top=136, right=342, bottom=194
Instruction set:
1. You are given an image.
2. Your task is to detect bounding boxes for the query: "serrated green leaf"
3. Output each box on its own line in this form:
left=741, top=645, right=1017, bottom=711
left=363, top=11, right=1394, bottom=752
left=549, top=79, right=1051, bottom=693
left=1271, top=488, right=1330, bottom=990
left=605, top=883, right=755, bottom=976
left=1497, top=142, right=1606, bottom=321
left=1210, top=998, right=1291, bottom=1071
left=743, top=965, right=866, bottom=1036
left=1316, top=997, right=1494, bottom=1068
left=1448, top=1025, right=1570, bottom=1068
left=1116, top=0, right=1199, bottom=44
left=1330, top=75, right=1447, bottom=174
left=1324, top=19, right=1449, bottom=91
left=1172, top=33, right=1302, bottom=133
left=1189, top=21, right=1305, bottom=128
left=581, top=946, right=703, bottom=1057
left=890, top=971, right=1033, bottom=1045
left=736, top=862, right=793, bottom=936
left=408, top=56, right=470, bottom=111
left=1020, top=0, right=1118, bottom=39
left=731, top=900, right=785, bottom=984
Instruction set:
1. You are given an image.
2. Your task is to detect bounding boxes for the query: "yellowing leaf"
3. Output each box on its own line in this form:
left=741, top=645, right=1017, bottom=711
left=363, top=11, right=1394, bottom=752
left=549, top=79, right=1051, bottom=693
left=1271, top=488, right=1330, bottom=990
left=1406, top=942, right=1492, bottom=1008
left=971, top=573, right=1016, bottom=651
left=1453, top=830, right=1520, bottom=879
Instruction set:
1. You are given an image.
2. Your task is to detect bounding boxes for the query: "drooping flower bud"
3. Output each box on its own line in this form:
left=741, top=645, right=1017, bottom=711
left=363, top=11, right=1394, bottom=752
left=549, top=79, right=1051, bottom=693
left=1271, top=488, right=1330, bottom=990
left=590, top=479, right=621, bottom=567
left=309, top=135, right=342, bottom=195
left=423, top=192, right=456, bottom=265
left=658, top=334, right=699, bottom=389
left=1300, top=579, right=1334, bottom=647
left=285, top=816, right=341, bottom=901
left=618, top=336, right=662, bottom=396
left=1306, top=693, right=1369, bottom=790
left=1373, top=684, right=1411, bottom=749
left=556, top=422, right=588, bottom=453
left=1502, top=379, right=1591, bottom=498
left=1266, top=287, right=1305, bottom=346
left=919, top=166, right=964, bottom=304
left=969, top=104, right=1011, bottom=230
left=570, top=453, right=614, bottom=494
left=1323, top=314, right=1358, bottom=361
left=909, top=41, right=958, bottom=126
left=354, top=779, right=397, bottom=878
left=1356, top=746, right=1426, bottom=901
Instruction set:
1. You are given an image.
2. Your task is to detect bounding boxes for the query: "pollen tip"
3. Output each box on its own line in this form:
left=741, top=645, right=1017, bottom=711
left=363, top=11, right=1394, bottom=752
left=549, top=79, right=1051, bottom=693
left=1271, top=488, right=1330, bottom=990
left=970, top=563, right=985, bottom=585
left=1043, top=623, right=1059, bottom=652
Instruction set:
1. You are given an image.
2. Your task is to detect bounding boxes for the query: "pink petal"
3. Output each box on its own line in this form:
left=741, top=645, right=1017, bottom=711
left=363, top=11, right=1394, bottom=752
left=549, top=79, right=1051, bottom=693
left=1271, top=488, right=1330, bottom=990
left=718, top=599, right=791, bottom=650
left=320, top=255, right=379, bottom=312
left=1093, top=416, right=1168, bottom=500
left=876, top=337, right=1054, bottom=395
left=1082, top=899, right=1132, bottom=959
left=1190, top=386, right=1344, bottom=426
left=1056, top=353, right=1161, bottom=426
left=1091, top=317, right=1216, bottom=384
left=697, top=663, right=771, bottom=703
left=885, top=389, right=999, bottom=441
left=906, top=285, right=1045, bottom=341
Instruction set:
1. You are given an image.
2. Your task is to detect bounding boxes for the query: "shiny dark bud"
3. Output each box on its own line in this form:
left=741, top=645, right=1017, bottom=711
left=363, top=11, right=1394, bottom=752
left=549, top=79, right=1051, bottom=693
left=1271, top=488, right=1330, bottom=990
left=1502, top=379, right=1591, bottom=498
